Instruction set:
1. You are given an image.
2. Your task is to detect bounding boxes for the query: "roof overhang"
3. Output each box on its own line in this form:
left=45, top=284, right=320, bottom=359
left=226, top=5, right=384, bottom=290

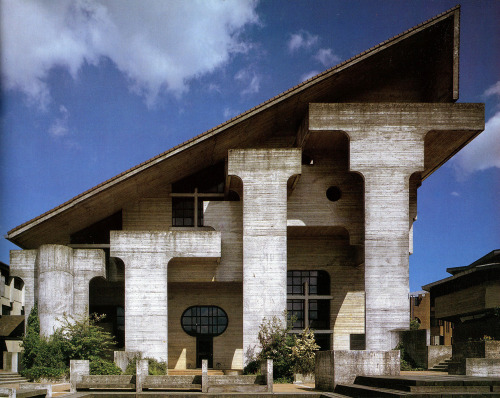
left=7, top=6, right=474, bottom=250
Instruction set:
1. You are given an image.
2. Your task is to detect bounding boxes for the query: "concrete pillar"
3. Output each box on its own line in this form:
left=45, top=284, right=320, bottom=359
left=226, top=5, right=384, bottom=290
left=11, top=353, right=18, bottom=373
left=70, top=360, right=89, bottom=393
left=136, top=359, right=149, bottom=393
left=228, top=149, right=301, bottom=363
left=201, top=359, right=208, bottom=393
left=309, top=103, right=484, bottom=351
left=72, top=249, right=106, bottom=317
left=37, top=245, right=74, bottom=335
left=260, top=359, right=273, bottom=392
left=110, top=230, right=221, bottom=363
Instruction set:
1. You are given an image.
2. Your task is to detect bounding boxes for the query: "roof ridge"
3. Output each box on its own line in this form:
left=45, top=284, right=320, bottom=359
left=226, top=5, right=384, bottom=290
left=7, top=5, right=460, bottom=238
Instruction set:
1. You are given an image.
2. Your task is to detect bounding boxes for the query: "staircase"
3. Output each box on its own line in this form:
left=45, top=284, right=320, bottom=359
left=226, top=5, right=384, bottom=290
left=0, top=372, right=28, bottom=385
left=334, top=375, right=500, bottom=397
left=429, top=358, right=453, bottom=372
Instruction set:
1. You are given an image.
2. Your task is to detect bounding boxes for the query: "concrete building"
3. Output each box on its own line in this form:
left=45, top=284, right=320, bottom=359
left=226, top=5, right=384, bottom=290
left=423, top=249, right=500, bottom=343
left=5, top=6, right=485, bottom=373
left=0, top=261, right=25, bottom=370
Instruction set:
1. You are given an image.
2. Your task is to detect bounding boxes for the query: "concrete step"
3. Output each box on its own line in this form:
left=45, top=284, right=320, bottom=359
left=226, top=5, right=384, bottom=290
left=335, top=383, right=412, bottom=397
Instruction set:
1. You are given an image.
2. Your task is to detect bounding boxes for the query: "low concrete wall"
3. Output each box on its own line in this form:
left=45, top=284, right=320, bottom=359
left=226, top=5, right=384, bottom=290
left=19, top=383, right=52, bottom=398
left=70, top=360, right=89, bottom=393
left=453, top=340, right=500, bottom=360
left=400, top=329, right=429, bottom=368
left=466, top=358, right=500, bottom=377
left=315, top=350, right=400, bottom=391
left=427, top=345, right=452, bottom=369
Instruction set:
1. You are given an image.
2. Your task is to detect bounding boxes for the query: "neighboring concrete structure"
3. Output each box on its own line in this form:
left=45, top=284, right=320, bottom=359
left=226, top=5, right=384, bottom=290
left=422, top=250, right=500, bottom=343
left=0, top=261, right=25, bottom=371
left=4, top=5, right=486, bottom=381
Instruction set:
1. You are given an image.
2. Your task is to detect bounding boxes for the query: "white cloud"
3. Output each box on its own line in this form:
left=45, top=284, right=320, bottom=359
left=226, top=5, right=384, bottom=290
left=235, top=68, right=261, bottom=95
left=314, top=48, right=340, bottom=67
left=484, top=81, right=500, bottom=97
left=287, top=30, right=318, bottom=53
left=1, top=0, right=259, bottom=108
left=300, top=70, right=320, bottom=82
left=223, top=107, right=240, bottom=120
left=451, top=191, right=460, bottom=197
left=49, top=105, right=70, bottom=137
left=452, top=110, right=500, bottom=178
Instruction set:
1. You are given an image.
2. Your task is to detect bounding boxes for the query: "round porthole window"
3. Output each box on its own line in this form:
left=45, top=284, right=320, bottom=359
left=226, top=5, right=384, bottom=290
left=181, top=306, right=228, bottom=337
left=326, top=186, right=342, bottom=202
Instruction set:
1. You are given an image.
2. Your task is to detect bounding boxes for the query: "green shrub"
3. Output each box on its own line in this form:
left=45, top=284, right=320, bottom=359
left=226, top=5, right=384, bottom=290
left=243, top=359, right=260, bottom=375
left=21, top=366, right=67, bottom=382
left=124, top=356, right=167, bottom=375
left=89, top=357, right=122, bottom=375
left=290, top=328, right=319, bottom=375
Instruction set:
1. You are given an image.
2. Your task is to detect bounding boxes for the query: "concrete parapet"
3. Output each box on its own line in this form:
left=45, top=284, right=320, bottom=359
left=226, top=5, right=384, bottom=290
left=315, top=350, right=400, bottom=391
left=113, top=351, right=140, bottom=372
left=70, top=360, right=89, bottom=393
left=136, top=359, right=148, bottom=393
left=427, top=345, right=452, bottom=369
left=19, top=383, right=52, bottom=398
left=466, top=358, right=500, bottom=377
left=0, top=388, right=16, bottom=398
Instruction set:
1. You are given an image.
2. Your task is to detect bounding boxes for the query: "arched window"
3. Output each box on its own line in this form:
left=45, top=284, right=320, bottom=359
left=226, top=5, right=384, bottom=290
left=181, top=306, right=228, bottom=336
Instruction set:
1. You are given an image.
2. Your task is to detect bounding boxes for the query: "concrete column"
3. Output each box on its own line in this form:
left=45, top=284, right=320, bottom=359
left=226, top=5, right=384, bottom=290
left=260, top=359, right=273, bottom=392
left=228, top=149, right=301, bottom=363
left=110, top=230, right=221, bottom=363
left=37, top=245, right=74, bottom=335
left=72, top=249, right=106, bottom=317
left=309, top=103, right=484, bottom=351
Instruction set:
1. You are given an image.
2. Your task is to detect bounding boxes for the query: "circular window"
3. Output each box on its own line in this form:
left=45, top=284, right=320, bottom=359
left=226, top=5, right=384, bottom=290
left=181, top=306, right=228, bottom=337
left=326, top=186, right=342, bottom=202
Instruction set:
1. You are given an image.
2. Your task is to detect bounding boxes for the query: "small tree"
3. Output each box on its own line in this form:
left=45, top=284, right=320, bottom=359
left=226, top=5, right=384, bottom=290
left=290, top=328, right=319, bottom=375
left=21, top=304, right=41, bottom=370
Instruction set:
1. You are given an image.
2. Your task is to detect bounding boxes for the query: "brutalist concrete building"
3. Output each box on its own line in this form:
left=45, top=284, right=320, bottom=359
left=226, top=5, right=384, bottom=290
left=5, top=7, right=485, bottom=373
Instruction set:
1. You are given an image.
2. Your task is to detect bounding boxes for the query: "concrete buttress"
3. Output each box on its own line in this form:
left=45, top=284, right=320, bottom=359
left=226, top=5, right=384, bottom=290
left=228, top=148, right=301, bottom=363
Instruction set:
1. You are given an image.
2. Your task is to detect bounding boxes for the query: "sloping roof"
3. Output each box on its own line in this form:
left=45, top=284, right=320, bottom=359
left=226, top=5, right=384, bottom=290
left=8, top=6, right=474, bottom=249
left=0, top=315, right=24, bottom=338
left=422, top=249, right=500, bottom=291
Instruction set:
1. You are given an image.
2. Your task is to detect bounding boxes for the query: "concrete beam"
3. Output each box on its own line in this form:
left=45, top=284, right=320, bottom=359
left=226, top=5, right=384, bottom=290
left=228, top=149, right=301, bottom=363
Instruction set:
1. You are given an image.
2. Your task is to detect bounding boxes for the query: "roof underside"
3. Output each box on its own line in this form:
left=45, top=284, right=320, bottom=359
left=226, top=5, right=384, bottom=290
left=8, top=6, right=479, bottom=250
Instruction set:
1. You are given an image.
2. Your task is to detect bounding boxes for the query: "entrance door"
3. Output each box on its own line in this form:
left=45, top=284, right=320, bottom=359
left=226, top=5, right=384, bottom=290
left=196, top=335, right=213, bottom=368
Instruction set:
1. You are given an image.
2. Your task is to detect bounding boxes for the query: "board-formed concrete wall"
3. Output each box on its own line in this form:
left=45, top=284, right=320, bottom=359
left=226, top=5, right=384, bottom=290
left=168, top=282, right=243, bottom=370
left=110, top=230, right=221, bottom=362
left=287, top=239, right=364, bottom=350
left=10, top=245, right=105, bottom=336
left=228, top=148, right=301, bottom=363
left=309, top=102, right=484, bottom=351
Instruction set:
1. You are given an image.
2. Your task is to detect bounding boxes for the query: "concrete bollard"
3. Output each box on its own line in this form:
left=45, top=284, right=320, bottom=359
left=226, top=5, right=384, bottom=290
left=70, top=360, right=89, bottom=393
left=260, top=359, right=273, bottom=392
left=201, top=359, right=208, bottom=393
left=136, top=359, right=149, bottom=393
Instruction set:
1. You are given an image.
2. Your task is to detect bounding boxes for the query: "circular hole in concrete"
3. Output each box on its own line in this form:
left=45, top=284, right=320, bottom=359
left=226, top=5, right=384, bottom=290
left=326, top=186, right=342, bottom=202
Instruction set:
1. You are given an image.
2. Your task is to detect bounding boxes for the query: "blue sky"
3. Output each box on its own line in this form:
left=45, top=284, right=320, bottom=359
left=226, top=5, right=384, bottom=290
left=1, top=0, right=499, bottom=292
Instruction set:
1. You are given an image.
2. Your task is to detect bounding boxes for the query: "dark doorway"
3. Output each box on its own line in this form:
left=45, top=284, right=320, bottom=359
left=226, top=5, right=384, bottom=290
left=196, top=335, right=213, bottom=368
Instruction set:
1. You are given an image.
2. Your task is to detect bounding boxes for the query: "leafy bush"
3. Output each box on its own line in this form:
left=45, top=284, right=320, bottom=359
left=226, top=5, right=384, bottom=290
left=20, top=305, right=120, bottom=380
left=409, top=319, right=420, bottom=330
left=89, top=357, right=122, bottom=375
left=394, top=342, right=424, bottom=371
left=21, top=366, right=67, bottom=382
left=243, top=359, right=260, bottom=375
left=124, top=356, right=167, bottom=375
left=252, top=314, right=319, bottom=381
